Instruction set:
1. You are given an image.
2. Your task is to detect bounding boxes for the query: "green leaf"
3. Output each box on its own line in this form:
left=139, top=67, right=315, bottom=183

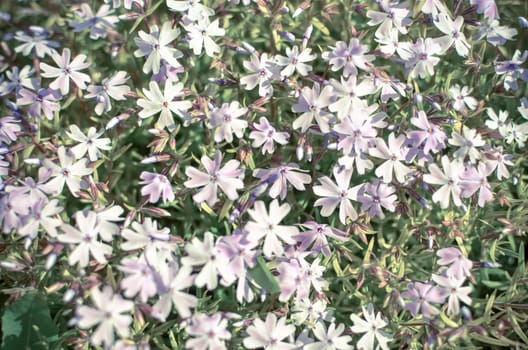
left=312, top=17, right=330, bottom=36
left=248, top=257, right=280, bottom=294
left=1, top=291, right=59, bottom=350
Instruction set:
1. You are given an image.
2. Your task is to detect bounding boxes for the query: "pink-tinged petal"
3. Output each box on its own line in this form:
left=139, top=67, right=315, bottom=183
left=184, top=167, right=210, bottom=188
left=192, top=183, right=217, bottom=206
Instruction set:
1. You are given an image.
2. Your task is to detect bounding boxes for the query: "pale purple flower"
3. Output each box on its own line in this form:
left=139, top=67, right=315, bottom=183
left=76, top=285, right=133, bottom=347
left=328, top=76, right=377, bottom=120
left=358, top=180, right=397, bottom=219
left=494, top=50, right=528, bottom=91
left=0, top=65, right=38, bottom=95
left=305, top=322, right=353, bottom=350
left=40, top=48, right=91, bottom=95
left=484, top=147, right=513, bottom=180
left=369, top=133, right=412, bottom=183
left=18, top=198, right=62, bottom=239
left=406, top=110, right=446, bottom=155
left=208, top=101, right=248, bottom=143
left=485, top=108, right=508, bottom=134
left=248, top=116, right=289, bottom=154
left=274, top=45, right=316, bottom=77
left=0, top=117, right=21, bottom=144
left=374, top=23, right=412, bottom=57
left=313, top=166, right=362, bottom=225
left=337, top=148, right=374, bottom=176
left=460, top=163, right=494, bottom=207
left=292, top=83, right=335, bottom=133
left=41, top=146, right=93, bottom=197
left=291, top=298, right=331, bottom=325
left=184, top=151, right=244, bottom=206
left=134, top=22, right=183, bottom=74
left=121, top=218, right=176, bottom=264
left=470, top=0, right=499, bottom=20
left=436, top=247, right=473, bottom=280
left=118, top=254, right=158, bottom=303
left=5, top=172, right=50, bottom=204
left=401, top=38, right=441, bottom=79
left=69, top=4, right=118, bottom=40
left=350, top=303, right=393, bottom=350
left=85, top=71, right=130, bottom=115
left=0, top=192, right=29, bottom=233
left=184, top=17, right=225, bottom=57
left=448, top=127, right=485, bottom=163
left=151, top=262, right=197, bottom=321
left=421, top=0, right=447, bottom=15
left=167, top=0, right=214, bottom=20
left=253, top=163, right=311, bottom=200
left=367, top=0, right=412, bottom=34
left=185, top=313, right=232, bottom=350
left=402, top=282, right=445, bottom=319
left=240, top=52, right=278, bottom=97
left=474, top=20, right=517, bottom=47
left=66, top=125, right=111, bottom=161
left=137, top=80, right=192, bottom=131
left=423, top=155, right=464, bottom=209
left=245, top=199, right=298, bottom=258
left=139, top=171, right=175, bottom=204
left=16, top=88, right=61, bottom=120
left=432, top=274, right=472, bottom=316
left=181, top=231, right=226, bottom=290
left=58, top=211, right=113, bottom=267
left=94, top=204, right=124, bottom=241
left=433, top=14, right=470, bottom=57
left=369, top=73, right=407, bottom=103
left=295, top=221, right=347, bottom=257
left=322, top=38, right=375, bottom=77
left=450, top=84, right=478, bottom=113
left=243, top=313, right=296, bottom=350
left=14, top=28, right=60, bottom=58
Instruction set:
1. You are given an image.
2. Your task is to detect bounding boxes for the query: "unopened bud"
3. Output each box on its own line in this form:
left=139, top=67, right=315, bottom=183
left=45, top=253, right=57, bottom=270
left=277, top=30, right=295, bottom=42
left=296, top=144, right=304, bottom=161
left=63, top=288, right=76, bottom=303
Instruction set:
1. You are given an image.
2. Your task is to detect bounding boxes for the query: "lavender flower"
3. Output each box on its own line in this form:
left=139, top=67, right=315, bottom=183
left=248, top=116, right=290, bottom=154
left=253, top=163, right=311, bottom=200
left=40, top=48, right=91, bottom=95
left=139, top=171, right=175, bottom=204
left=243, top=313, right=296, bottom=350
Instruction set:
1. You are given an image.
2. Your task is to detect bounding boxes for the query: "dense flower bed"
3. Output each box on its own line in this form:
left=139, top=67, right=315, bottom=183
left=0, top=0, right=527, bottom=349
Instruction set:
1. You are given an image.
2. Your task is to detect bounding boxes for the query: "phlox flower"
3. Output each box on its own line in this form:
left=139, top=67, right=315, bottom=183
left=292, top=83, right=335, bottom=133
left=134, top=22, right=183, bottom=74
left=436, top=247, right=473, bottom=280
left=305, top=322, right=353, bottom=350
left=40, top=48, right=91, bottom=95
left=181, top=231, right=225, bottom=290
left=118, top=254, right=158, bottom=303
left=337, top=148, right=374, bottom=176
left=313, top=166, right=362, bottom=225
left=369, top=72, right=407, bottom=103
left=450, top=84, right=478, bottom=113
left=433, top=13, right=470, bottom=57
left=208, top=101, right=248, bottom=143
left=151, top=262, right=197, bottom=320
left=421, top=0, right=447, bottom=15
left=402, top=282, right=445, bottom=319
left=423, top=155, right=464, bottom=209
left=484, top=147, right=513, bottom=180
left=137, top=80, right=192, bottom=131
left=14, top=27, right=59, bottom=58
left=18, top=198, right=62, bottom=239
left=328, top=76, right=377, bottom=120
left=240, top=52, right=278, bottom=97
left=139, top=171, right=175, bottom=204
left=432, top=274, right=472, bottom=316
left=0, top=117, right=21, bottom=144
left=184, top=151, right=244, bottom=206
left=184, top=17, right=225, bottom=57
left=448, top=127, right=485, bottom=163
left=401, top=38, right=441, bottom=79
left=277, top=256, right=327, bottom=302
left=167, top=0, right=214, bottom=21
left=243, top=313, right=296, bottom=350
left=0, top=65, right=38, bottom=96
left=16, top=88, right=61, bottom=120
left=470, top=0, right=499, bottom=20
left=76, top=285, right=134, bottom=347
left=245, top=199, right=298, bottom=258
left=85, top=71, right=130, bottom=115
left=66, top=125, right=111, bottom=161
left=274, top=45, right=316, bottom=77
left=295, top=221, right=347, bottom=257
left=502, top=122, right=528, bottom=147
left=369, top=133, right=412, bottom=183
left=121, top=217, right=177, bottom=264
left=0, top=192, right=29, bottom=233
left=460, top=163, right=494, bottom=207
left=253, top=163, right=311, bottom=200
left=350, top=303, right=393, bottom=350
left=94, top=204, right=124, bottom=240
left=58, top=211, right=113, bottom=267
left=358, top=180, right=397, bottom=219
left=41, top=146, right=93, bottom=197
left=248, top=116, right=289, bottom=154
left=406, top=110, right=446, bottom=155
left=5, top=172, right=50, bottom=204
left=366, top=0, right=412, bottom=34
left=485, top=108, right=508, bottom=134
left=374, top=22, right=412, bottom=57
left=474, top=20, right=517, bottom=47
left=185, top=313, right=232, bottom=350
left=69, top=4, right=118, bottom=40
left=322, top=38, right=375, bottom=77
left=494, top=50, right=528, bottom=91
left=291, top=298, right=331, bottom=325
